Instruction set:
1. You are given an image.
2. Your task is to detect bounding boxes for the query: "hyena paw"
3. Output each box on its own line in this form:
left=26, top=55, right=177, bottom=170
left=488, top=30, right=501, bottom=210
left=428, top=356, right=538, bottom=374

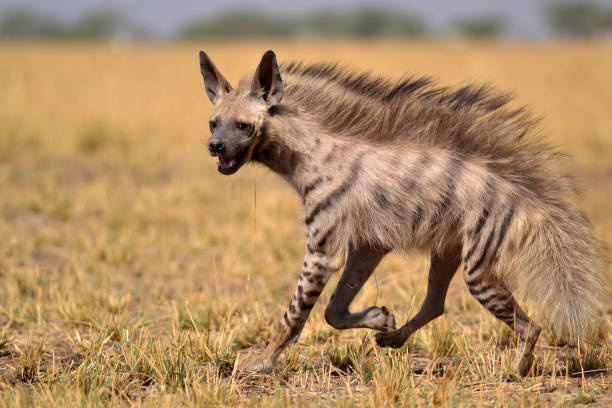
left=375, top=328, right=408, bottom=349
left=513, top=351, right=536, bottom=377
left=244, top=358, right=274, bottom=374
left=365, top=306, right=396, bottom=332
left=235, top=352, right=275, bottom=375
left=380, top=306, right=396, bottom=332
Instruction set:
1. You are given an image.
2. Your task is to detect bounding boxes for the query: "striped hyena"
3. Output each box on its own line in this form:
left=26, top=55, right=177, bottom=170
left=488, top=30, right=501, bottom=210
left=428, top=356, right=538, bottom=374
left=198, top=50, right=603, bottom=376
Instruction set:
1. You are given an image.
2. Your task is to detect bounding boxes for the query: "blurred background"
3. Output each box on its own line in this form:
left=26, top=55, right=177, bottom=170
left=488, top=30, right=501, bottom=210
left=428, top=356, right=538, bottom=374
left=1, top=0, right=612, bottom=40
left=0, top=1, right=611, bottom=405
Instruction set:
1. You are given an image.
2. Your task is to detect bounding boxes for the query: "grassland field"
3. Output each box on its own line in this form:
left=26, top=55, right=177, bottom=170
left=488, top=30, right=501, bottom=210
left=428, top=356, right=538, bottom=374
left=0, top=40, right=611, bottom=407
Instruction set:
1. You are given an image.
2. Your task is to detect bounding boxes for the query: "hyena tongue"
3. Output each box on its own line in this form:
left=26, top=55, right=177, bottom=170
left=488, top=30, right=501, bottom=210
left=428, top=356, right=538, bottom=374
left=219, top=156, right=236, bottom=169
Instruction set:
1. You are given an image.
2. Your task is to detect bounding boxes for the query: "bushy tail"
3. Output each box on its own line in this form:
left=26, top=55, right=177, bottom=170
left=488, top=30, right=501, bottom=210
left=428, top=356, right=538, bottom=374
left=501, top=201, right=604, bottom=338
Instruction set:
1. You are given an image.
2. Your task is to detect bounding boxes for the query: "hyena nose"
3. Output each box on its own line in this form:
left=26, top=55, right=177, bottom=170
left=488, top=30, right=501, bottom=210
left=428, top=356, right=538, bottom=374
left=208, top=140, right=225, bottom=154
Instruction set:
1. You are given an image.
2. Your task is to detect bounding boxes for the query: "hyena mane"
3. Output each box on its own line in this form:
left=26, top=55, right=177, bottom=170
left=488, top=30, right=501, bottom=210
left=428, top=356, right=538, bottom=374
left=279, top=61, right=566, bottom=199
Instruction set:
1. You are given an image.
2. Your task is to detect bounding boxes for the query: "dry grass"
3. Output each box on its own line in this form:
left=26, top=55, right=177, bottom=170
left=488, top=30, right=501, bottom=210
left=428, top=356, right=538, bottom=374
left=0, top=40, right=611, bottom=407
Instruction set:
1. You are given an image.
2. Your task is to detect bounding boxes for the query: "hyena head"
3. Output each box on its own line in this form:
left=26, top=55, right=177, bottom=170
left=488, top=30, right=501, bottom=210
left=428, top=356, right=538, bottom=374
left=199, top=50, right=284, bottom=175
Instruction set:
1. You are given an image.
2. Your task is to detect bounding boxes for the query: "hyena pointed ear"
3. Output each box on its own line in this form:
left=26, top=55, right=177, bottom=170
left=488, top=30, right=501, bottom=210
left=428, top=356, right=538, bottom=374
left=199, top=50, right=233, bottom=104
left=251, top=50, right=284, bottom=106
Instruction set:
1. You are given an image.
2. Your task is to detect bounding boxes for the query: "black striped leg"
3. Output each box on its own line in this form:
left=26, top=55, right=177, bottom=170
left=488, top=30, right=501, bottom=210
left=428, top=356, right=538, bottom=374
left=375, top=246, right=461, bottom=348
left=324, top=246, right=395, bottom=332
left=465, top=274, right=541, bottom=376
left=243, top=248, right=333, bottom=373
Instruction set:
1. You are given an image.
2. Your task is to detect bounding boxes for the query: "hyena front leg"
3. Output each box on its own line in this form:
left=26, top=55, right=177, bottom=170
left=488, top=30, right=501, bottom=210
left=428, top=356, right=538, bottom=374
left=375, top=246, right=461, bottom=348
left=324, top=246, right=396, bottom=332
left=243, top=247, right=335, bottom=373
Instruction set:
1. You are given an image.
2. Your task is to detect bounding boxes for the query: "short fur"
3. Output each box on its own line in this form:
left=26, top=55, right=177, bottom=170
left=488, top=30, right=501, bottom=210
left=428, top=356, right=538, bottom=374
left=199, top=50, right=604, bottom=375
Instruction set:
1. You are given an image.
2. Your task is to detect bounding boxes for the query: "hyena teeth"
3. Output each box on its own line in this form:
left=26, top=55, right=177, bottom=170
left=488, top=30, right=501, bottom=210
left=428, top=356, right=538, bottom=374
left=219, top=156, right=236, bottom=169
left=199, top=49, right=603, bottom=377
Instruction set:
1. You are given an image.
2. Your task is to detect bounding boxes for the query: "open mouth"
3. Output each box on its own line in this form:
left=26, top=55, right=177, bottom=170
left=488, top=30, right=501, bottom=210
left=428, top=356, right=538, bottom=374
left=216, top=150, right=246, bottom=175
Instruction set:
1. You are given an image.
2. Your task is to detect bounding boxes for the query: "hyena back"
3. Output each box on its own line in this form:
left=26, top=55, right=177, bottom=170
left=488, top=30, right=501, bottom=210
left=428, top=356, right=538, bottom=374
left=198, top=50, right=603, bottom=376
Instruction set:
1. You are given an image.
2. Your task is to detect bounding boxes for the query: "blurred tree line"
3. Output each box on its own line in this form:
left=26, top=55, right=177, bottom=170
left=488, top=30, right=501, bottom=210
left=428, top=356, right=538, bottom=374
left=1, top=2, right=611, bottom=40
left=178, top=9, right=426, bottom=39
left=0, top=8, right=144, bottom=39
left=548, top=1, right=612, bottom=36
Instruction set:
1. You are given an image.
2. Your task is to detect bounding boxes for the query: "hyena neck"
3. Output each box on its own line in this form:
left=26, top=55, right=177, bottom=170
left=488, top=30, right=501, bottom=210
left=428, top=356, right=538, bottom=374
left=252, top=113, right=329, bottom=196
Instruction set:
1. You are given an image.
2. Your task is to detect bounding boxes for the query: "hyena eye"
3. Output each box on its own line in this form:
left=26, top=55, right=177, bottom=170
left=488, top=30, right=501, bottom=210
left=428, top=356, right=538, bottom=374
left=236, top=121, right=249, bottom=131
left=209, top=120, right=217, bottom=132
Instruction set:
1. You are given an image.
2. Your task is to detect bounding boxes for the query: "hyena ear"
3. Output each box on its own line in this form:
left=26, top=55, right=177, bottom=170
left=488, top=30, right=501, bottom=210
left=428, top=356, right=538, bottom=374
left=199, top=50, right=233, bottom=104
left=251, top=50, right=284, bottom=106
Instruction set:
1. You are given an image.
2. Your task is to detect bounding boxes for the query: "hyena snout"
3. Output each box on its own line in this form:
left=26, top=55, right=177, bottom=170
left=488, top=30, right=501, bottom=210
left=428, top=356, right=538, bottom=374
left=207, top=134, right=251, bottom=175
left=207, top=138, right=226, bottom=155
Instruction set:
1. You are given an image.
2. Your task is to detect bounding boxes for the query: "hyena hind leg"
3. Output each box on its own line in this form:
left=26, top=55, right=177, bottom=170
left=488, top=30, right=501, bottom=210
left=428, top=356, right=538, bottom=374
left=465, top=273, right=541, bottom=376
left=376, top=245, right=462, bottom=348
left=324, top=246, right=396, bottom=332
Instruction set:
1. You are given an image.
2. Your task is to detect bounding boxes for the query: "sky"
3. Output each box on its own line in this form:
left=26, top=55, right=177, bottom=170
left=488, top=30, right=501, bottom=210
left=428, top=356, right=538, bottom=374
left=1, top=0, right=612, bottom=38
